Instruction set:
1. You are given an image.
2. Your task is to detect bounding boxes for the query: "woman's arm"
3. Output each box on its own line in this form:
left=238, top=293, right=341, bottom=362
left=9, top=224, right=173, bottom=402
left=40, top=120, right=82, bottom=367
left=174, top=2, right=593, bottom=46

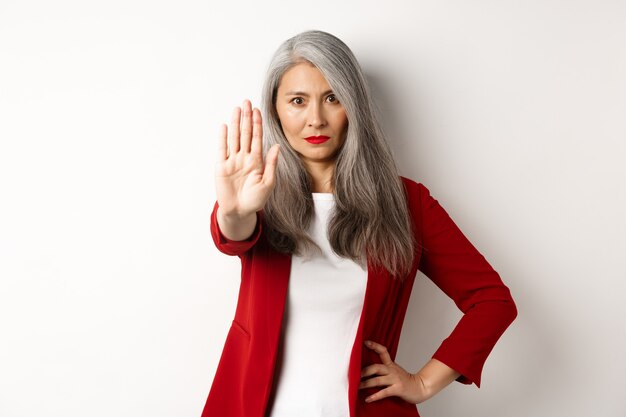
left=212, top=99, right=279, bottom=254
left=216, top=205, right=257, bottom=241
left=414, top=358, right=462, bottom=400
left=415, top=181, right=518, bottom=388
left=210, top=200, right=263, bottom=257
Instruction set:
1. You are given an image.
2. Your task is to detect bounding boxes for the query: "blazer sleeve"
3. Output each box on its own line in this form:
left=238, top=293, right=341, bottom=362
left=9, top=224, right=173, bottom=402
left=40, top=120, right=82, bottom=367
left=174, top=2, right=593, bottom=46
left=416, top=182, right=517, bottom=388
left=210, top=200, right=263, bottom=257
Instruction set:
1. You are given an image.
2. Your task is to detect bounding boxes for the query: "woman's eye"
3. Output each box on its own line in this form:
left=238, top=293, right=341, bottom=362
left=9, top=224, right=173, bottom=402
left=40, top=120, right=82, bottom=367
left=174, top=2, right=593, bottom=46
left=290, top=96, right=338, bottom=105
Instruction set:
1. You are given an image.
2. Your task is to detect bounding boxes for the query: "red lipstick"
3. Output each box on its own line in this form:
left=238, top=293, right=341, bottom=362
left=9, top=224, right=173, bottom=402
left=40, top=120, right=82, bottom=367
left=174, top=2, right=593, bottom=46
left=304, top=135, right=330, bottom=144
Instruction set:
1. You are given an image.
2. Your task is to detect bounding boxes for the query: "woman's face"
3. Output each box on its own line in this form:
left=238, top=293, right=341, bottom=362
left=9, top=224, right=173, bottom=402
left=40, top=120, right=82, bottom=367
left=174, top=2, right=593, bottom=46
left=275, top=62, right=348, bottom=171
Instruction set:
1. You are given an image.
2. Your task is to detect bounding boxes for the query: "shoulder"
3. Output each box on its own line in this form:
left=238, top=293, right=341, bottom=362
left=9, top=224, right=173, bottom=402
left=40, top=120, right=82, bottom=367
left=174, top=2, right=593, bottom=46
left=399, top=175, right=430, bottom=202
left=399, top=176, right=444, bottom=224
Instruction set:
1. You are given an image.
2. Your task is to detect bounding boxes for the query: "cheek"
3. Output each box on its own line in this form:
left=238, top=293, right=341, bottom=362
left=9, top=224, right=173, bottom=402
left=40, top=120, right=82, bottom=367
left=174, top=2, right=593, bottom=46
left=335, top=111, right=349, bottom=133
left=279, top=112, right=304, bottom=135
left=275, top=106, right=289, bottom=130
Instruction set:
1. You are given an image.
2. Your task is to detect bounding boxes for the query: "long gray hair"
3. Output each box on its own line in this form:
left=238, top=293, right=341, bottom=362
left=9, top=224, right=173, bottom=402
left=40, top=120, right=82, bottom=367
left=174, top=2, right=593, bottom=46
left=260, top=30, right=416, bottom=280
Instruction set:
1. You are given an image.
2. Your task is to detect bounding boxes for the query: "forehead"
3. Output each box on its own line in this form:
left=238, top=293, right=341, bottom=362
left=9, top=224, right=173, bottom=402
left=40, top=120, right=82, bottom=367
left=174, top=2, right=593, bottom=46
left=277, top=62, right=332, bottom=93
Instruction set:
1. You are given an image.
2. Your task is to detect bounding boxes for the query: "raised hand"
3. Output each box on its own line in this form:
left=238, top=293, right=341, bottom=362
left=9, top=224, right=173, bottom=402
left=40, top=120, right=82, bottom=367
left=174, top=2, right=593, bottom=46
left=215, top=99, right=280, bottom=220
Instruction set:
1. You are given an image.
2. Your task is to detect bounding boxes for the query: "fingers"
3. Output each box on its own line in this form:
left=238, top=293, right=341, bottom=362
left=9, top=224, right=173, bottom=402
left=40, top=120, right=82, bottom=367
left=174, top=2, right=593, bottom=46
left=225, top=100, right=260, bottom=159
left=228, top=106, right=241, bottom=156
left=364, top=386, right=394, bottom=403
left=217, top=123, right=228, bottom=161
left=359, top=374, right=392, bottom=389
left=358, top=363, right=398, bottom=403
left=360, top=340, right=423, bottom=404
left=262, top=144, right=280, bottom=187
left=250, top=107, right=263, bottom=156
left=240, top=99, right=253, bottom=153
left=364, top=340, right=393, bottom=365
left=361, top=363, right=389, bottom=378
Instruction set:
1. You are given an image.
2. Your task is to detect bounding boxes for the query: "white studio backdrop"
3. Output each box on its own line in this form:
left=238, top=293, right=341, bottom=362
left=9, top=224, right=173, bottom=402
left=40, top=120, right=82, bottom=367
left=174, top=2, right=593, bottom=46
left=1, top=1, right=624, bottom=416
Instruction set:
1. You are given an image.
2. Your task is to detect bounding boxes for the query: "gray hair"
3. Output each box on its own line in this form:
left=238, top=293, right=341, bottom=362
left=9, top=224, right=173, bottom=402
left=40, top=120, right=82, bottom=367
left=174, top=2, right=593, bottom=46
left=260, top=29, right=416, bottom=280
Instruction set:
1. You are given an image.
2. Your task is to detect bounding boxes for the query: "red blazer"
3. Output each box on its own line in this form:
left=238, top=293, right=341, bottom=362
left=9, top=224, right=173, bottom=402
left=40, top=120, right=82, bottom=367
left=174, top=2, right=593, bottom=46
left=201, top=176, right=517, bottom=417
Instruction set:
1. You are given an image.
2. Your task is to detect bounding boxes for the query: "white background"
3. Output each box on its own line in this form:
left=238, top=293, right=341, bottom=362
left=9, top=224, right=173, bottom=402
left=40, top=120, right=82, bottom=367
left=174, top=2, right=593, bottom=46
left=1, top=1, right=625, bottom=416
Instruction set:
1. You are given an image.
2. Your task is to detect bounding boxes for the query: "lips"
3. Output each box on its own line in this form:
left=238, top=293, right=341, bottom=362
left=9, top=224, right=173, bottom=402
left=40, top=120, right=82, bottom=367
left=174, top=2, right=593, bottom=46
left=304, top=135, right=330, bottom=144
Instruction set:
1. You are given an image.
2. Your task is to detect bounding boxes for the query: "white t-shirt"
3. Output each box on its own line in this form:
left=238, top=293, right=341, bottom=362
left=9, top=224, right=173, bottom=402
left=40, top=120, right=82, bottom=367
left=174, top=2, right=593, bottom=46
left=266, top=192, right=368, bottom=417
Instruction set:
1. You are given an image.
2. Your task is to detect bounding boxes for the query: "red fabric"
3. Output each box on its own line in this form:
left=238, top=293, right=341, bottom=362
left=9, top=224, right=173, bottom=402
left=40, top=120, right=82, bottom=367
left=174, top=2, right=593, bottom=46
left=201, top=176, right=517, bottom=417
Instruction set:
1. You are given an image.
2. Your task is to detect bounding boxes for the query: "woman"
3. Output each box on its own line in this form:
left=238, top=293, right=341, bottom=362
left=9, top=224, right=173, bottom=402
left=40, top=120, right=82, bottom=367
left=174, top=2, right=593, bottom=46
left=202, top=30, right=517, bottom=417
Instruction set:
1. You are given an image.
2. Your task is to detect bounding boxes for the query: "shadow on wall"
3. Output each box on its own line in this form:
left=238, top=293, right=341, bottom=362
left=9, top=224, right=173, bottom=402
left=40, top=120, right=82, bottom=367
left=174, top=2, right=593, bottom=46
left=366, top=69, right=564, bottom=417
left=399, top=269, right=566, bottom=416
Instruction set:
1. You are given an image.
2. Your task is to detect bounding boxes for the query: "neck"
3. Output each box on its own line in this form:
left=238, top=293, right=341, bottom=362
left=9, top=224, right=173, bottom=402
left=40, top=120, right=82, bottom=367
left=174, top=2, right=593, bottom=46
left=304, top=161, right=335, bottom=193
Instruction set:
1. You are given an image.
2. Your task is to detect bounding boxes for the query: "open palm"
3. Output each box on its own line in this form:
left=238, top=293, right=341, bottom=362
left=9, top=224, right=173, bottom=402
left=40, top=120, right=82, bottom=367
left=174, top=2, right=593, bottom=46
left=215, top=99, right=280, bottom=218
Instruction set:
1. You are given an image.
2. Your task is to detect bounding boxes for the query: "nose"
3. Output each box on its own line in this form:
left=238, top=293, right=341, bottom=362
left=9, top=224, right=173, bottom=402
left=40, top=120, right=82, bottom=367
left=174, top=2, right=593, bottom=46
left=306, top=101, right=327, bottom=128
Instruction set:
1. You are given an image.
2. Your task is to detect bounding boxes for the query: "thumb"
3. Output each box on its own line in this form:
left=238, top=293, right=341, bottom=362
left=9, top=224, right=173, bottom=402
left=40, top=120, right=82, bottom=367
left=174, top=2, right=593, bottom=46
left=262, top=144, right=280, bottom=187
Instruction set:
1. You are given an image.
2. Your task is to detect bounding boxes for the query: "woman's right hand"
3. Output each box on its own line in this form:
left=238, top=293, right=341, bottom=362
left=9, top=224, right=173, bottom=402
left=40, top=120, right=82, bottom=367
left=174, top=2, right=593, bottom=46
left=215, top=99, right=280, bottom=219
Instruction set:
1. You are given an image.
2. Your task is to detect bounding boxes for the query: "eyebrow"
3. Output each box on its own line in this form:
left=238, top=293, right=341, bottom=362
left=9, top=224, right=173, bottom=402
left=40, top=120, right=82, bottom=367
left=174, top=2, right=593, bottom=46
left=283, top=89, right=334, bottom=97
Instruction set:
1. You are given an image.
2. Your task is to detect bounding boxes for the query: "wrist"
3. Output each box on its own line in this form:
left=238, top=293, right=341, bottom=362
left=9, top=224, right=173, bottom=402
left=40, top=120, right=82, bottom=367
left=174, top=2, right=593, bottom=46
left=412, top=372, right=433, bottom=401
left=216, top=206, right=258, bottom=242
left=218, top=206, right=255, bottom=223
left=413, top=358, right=462, bottom=401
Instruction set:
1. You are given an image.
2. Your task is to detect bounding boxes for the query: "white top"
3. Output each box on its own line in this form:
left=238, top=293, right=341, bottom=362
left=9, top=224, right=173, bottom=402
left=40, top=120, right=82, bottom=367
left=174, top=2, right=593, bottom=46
left=266, top=193, right=368, bottom=417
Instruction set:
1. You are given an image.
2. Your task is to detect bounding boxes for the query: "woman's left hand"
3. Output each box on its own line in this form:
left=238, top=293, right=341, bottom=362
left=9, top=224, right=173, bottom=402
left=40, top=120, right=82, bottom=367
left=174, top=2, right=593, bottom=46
left=359, top=340, right=430, bottom=404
